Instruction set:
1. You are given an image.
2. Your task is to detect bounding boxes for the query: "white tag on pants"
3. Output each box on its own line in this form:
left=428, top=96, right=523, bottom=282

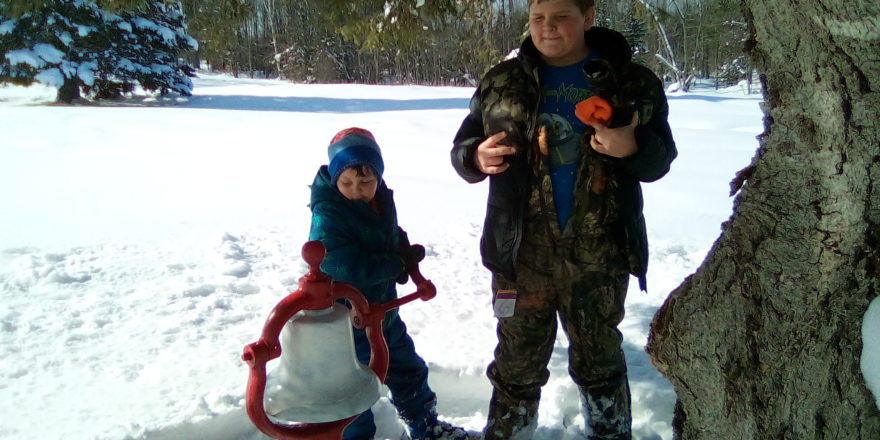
left=493, top=289, right=517, bottom=318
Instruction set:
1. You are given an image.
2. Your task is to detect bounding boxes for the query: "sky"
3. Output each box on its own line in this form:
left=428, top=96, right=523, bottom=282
left=0, top=73, right=875, bottom=440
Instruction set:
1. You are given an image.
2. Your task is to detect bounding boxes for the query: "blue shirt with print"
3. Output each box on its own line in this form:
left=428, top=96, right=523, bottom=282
left=538, top=56, right=593, bottom=230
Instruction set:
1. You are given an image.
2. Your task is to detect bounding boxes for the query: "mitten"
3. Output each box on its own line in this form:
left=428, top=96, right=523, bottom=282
left=395, top=244, right=426, bottom=284
left=400, top=244, right=426, bottom=271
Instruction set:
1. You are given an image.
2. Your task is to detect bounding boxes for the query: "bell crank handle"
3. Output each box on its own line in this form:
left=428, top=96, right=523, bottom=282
left=349, top=264, right=436, bottom=325
left=378, top=264, right=436, bottom=312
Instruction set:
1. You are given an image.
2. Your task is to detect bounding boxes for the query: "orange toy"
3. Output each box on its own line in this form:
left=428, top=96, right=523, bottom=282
left=575, top=96, right=613, bottom=126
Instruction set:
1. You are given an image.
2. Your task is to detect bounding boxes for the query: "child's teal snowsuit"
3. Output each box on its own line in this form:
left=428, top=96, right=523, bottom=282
left=309, top=165, right=437, bottom=440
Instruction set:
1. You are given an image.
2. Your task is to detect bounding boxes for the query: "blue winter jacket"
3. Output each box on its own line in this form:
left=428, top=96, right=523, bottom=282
left=308, top=166, right=406, bottom=319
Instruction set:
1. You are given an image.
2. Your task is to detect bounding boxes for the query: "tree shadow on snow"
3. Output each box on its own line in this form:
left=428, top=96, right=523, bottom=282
left=665, top=93, right=754, bottom=103
left=176, top=95, right=471, bottom=113
left=39, top=93, right=471, bottom=113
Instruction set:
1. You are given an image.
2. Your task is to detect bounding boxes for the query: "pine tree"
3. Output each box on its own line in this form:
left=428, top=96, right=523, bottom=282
left=180, top=0, right=250, bottom=74
left=0, top=0, right=197, bottom=103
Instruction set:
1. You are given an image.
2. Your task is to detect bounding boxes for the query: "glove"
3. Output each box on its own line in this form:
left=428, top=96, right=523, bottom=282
left=400, top=244, right=425, bottom=271
left=395, top=244, right=426, bottom=285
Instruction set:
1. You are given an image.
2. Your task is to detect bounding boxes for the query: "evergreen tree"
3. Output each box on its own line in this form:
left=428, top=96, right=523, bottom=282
left=180, top=0, right=250, bottom=73
left=0, top=0, right=197, bottom=103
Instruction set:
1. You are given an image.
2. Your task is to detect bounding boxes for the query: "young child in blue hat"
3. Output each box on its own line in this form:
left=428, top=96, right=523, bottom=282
left=309, top=127, right=467, bottom=440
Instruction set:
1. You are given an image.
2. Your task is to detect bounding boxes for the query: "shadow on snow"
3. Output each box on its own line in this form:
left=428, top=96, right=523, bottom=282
left=177, top=95, right=471, bottom=113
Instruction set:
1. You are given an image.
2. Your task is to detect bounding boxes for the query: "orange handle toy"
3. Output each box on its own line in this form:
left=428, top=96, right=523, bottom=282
left=575, top=96, right=613, bottom=126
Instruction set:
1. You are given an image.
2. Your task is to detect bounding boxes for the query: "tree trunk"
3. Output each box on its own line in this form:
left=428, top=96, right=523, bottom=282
left=646, top=0, right=880, bottom=439
left=56, top=77, right=80, bottom=104
left=639, top=0, right=681, bottom=85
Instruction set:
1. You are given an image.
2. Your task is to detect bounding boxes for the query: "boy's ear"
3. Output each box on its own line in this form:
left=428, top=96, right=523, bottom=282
left=584, top=6, right=596, bottom=30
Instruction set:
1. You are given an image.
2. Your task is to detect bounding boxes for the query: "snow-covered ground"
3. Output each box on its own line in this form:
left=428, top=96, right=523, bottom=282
left=0, top=73, right=767, bottom=440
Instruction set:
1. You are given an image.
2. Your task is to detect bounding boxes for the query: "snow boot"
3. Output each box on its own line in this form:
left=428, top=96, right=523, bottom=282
left=410, top=420, right=471, bottom=440
left=404, top=399, right=470, bottom=440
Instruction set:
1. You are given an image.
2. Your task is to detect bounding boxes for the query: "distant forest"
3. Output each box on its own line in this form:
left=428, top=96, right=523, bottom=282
left=181, top=0, right=751, bottom=90
left=1, top=0, right=753, bottom=101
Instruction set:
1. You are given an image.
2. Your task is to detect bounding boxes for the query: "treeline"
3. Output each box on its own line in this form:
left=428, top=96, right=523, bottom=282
left=180, top=0, right=522, bottom=86
left=182, top=0, right=751, bottom=89
left=1, top=0, right=752, bottom=98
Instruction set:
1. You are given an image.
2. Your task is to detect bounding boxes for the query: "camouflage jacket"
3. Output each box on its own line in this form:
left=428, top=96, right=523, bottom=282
left=450, top=27, right=677, bottom=290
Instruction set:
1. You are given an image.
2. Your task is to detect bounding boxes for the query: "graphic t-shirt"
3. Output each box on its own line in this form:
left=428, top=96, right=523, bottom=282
left=538, top=57, right=592, bottom=230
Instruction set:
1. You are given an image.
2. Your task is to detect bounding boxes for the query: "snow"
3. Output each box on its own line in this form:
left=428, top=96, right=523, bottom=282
left=0, top=19, right=16, bottom=35
left=150, top=63, right=173, bottom=74
left=156, top=26, right=179, bottom=46
left=77, top=24, right=97, bottom=37
left=131, top=17, right=178, bottom=46
left=664, top=82, right=680, bottom=94
left=5, top=49, right=45, bottom=68
left=58, top=30, right=75, bottom=47
left=34, top=68, right=65, bottom=87
left=185, top=35, right=200, bottom=51
left=4, top=44, right=65, bottom=69
left=78, top=61, right=98, bottom=86
left=35, top=43, right=66, bottom=63
left=0, top=73, right=764, bottom=440
left=117, top=58, right=140, bottom=73
left=862, top=297, right=880, bottom=409
left=132, top=17, right=158, bottom=31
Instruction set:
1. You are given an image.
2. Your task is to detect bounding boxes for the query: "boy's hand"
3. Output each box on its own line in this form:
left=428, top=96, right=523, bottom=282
left=588, top=112, right=639, bottom=158
left=475, top=132, right=517, bottom=174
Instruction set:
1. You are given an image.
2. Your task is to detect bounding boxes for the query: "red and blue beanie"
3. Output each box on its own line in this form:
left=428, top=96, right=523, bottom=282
left=327, top=127, right=384, bottom=184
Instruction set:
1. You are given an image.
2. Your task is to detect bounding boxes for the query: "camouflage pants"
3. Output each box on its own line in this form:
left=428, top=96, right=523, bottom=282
left=484, top=266, right=631, bottom=440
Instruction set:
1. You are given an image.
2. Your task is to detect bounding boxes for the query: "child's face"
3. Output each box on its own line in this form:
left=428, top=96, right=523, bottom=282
left=528, top=0, right=594, bottom=66
left=336, top=167, right=378, bottom=203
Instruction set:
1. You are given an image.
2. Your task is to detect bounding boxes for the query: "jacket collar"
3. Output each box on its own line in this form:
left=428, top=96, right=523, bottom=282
left=311, top=165, right=392, bottom=215
left=517, top=26, right=632, bottom=71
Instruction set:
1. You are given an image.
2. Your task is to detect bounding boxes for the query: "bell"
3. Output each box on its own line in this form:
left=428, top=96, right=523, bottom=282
left=264, top=305, right=381, bottom=423
left=242, top=240, right=437, bottom=440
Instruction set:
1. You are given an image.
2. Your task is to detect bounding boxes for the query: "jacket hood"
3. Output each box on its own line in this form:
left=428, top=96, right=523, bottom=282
left=310, top=165, right=392, bottom=213
left=311, top=166, right=344, bottom=207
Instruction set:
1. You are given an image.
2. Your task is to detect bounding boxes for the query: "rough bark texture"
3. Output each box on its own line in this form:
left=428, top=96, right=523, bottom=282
left=646, top=1, right=880, bottom=439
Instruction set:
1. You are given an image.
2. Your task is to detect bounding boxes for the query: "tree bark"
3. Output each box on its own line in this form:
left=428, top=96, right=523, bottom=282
left=646, top=1, right=880, bottom=439
left=56, top=77, right=80, bottom=104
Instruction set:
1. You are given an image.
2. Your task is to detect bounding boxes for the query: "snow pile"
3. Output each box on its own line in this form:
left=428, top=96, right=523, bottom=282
left=861, top=297, right=880, bottom=409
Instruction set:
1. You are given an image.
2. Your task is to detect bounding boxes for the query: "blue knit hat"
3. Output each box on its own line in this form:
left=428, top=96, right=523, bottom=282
left=327, top=127, right=384, bottom=184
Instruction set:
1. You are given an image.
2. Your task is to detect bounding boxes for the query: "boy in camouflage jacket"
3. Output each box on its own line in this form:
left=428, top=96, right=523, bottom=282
left=450, top=1, right=677, bottom=439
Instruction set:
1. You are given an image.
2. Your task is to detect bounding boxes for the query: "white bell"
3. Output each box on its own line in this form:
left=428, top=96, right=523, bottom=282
left=263, top=304, right=382, bottom=423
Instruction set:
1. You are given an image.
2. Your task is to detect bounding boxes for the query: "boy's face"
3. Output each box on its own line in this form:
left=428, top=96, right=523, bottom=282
left=336, top=166, right=378, bottom=203
left=528, top=0, right=594, bottom=66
